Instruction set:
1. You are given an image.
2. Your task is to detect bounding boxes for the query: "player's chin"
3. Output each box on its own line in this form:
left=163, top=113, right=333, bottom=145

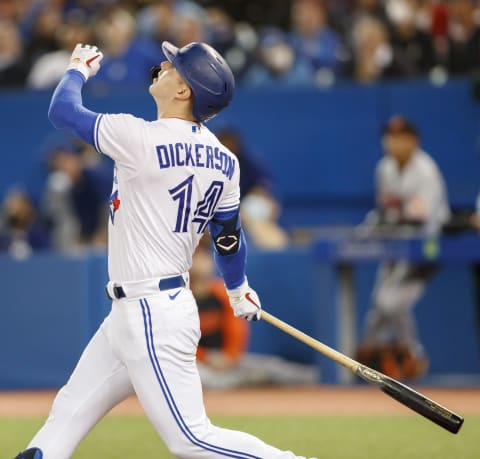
left=149, top=80, right=163, bottom=93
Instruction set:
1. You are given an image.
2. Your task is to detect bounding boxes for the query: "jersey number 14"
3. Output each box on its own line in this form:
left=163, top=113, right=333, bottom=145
left=169, top=175, right=224, bottom=234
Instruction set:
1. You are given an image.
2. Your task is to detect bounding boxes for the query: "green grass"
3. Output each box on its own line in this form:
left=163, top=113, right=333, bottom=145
left=2, top=415, right=479, bottom=458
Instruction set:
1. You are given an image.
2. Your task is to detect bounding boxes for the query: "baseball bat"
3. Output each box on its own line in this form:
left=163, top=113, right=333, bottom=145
left=261, top=310, right=464, bottom=434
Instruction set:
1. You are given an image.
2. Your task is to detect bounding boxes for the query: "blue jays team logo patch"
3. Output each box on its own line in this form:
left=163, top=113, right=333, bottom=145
left=109, top=190, right=120, bottom=224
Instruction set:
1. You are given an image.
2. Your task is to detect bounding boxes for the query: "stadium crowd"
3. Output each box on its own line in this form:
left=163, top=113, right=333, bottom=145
left=1, top=0, right=480, bottom=90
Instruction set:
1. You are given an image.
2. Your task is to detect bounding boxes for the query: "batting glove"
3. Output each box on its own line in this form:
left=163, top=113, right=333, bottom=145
left=67, top=43, right=103, bottom=81
left=226, top=279, right=262, bottom=321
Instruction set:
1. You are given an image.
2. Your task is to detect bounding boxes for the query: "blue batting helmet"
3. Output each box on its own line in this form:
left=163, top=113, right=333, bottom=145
left=161, top=41, right=235, bottom=123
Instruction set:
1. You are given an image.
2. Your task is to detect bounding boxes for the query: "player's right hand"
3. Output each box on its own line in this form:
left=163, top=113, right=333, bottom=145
left=226, top=279, right=262, bottom=321
left=66, top=43, right=103, bottom=81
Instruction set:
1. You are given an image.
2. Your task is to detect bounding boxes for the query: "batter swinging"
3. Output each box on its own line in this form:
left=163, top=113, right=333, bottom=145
left=14, top=43, right=317, bottom=459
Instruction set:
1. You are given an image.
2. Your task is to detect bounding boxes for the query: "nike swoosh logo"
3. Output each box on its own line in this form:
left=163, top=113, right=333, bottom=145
left=245, top=292, right=259, bottom=309
left=168, top=290, right=181, bottom=301
left=86, top=54, right=100, bottom=68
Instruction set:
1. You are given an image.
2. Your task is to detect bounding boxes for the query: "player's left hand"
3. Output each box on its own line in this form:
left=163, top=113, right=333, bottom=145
left=67, top=43, right=104, bottom=81
left=226, top=279, right=262, bottom=321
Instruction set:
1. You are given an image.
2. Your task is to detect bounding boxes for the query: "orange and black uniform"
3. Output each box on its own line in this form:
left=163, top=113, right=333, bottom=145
left=196, top=278, right=248, bottom=363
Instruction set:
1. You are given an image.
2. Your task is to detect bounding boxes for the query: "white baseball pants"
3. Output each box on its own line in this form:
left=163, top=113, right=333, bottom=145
left=26, top=287, right=311, bottom=458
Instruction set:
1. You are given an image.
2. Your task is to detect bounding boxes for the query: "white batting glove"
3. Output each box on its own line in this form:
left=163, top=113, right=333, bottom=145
left=226, top=279, right=262, bottom=321
left=67, top=43, right=103, bottom=81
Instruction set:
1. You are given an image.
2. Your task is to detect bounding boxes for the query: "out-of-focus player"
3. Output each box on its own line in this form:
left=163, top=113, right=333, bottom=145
left=192, top=246, right=317, bottom=389
left=356, top=115, right=450, bottom=380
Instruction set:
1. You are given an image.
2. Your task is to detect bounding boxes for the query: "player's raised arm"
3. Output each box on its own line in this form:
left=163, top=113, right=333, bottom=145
left=47, top=44, right=103, bottom=145
left=209, top=208, right=262, bottom=321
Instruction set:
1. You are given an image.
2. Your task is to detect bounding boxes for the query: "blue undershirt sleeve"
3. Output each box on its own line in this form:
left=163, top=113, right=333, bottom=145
left=48, top=70, right=99, bottom=146
left=208, top=209, right=246, bottom=290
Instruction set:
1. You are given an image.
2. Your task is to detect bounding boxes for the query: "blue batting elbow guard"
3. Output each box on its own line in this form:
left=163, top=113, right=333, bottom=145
left=209, top=208, right=247, bottom=289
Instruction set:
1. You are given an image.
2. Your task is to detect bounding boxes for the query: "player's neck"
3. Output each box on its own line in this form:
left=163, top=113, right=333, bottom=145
left=157, top=99, right=196, bottom=122
left=395, top=156, right=412, bottom=171
left=157, top=108, right=196, bottom=122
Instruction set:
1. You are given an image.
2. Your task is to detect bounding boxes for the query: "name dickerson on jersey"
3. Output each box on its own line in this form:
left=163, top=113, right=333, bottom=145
left=156, top=142, right=235, bottom=180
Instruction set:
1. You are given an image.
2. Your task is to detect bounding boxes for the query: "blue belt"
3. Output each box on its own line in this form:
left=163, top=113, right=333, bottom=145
left=107, top=275, right=185, bottom=300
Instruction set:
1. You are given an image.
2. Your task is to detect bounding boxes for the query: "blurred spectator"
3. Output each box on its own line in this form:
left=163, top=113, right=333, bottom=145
left=211, top=0, right=291, bottom=29
left=24, top=5, right=63, bottom=68
left=0, top=19, right=28, bottom=87
left=63, top=0, right=112, bottom=18
left=243, top=27, right=314, bottom=87
left=446, top=0, right=480, bottom=75
left=27, top=12, right=92, bottom=89
left=0, top=0, right=26, bottom=22
left=216, top=126, right=272, bottom=198
left=206, top=5, right=237, bottom=54
left=206, top=6, right=256, bottom=79
left=137, top=1, right=253, bottom=79
left=0, top=186, right=50, bottom=259
left=289, top=0, right=344, bottom=84
left=324, top=0, right=355, bottom=28
left=342, top=0, right=388, bottom=34
left=192, top=247, right=317, bottom=389
left=349, top=16, right=394, bottom=82
left=216, top=126, right=289, bottom=250
left=42, top=136, right=112, bottom=251
left=356, top=115, right=450, bottom=380
left=353, top=0, right=387, bottom=20
left=137, top=0, right=175, bottom=44
left=385, top=0, right=436, bottom=78
left=90, top=6, right=164, bottom=87
left=170, top=1, right=207, bottom=46
left=429, top=0, right=449, bottom=66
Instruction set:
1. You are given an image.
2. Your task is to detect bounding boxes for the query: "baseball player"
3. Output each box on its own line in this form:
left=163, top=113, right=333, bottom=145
left=356, top=115, right=450, bottom=379
left=15, top=43, right=317, bottom=459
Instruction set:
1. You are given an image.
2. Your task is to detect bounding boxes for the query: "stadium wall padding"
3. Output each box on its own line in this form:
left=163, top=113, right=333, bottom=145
left=0, top=250, right=479, bottom=388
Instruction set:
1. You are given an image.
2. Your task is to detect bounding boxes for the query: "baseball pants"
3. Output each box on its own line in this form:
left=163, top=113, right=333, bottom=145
left=363, top=260, right=437, bottom=353
left=26, top=287, right=309, bottom=459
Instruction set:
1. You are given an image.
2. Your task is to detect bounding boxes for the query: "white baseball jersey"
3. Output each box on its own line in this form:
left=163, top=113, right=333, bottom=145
left=376, top=149, right=450, bottom=235
left=94, top=115, right=240, bottom=282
